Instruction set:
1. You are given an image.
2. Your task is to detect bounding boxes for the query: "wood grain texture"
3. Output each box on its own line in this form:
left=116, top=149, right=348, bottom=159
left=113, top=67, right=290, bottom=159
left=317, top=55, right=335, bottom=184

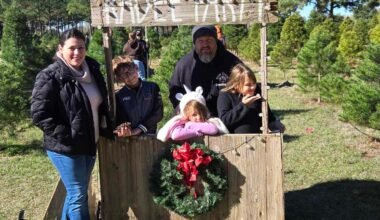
left=95, top=134, right=283, bottom=219
left=90, top=0, right=278, bottom=27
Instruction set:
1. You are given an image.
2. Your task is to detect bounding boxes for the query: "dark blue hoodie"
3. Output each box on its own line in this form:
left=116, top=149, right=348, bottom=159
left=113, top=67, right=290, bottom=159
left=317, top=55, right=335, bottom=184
left=169, top=42, right=241, bottom=116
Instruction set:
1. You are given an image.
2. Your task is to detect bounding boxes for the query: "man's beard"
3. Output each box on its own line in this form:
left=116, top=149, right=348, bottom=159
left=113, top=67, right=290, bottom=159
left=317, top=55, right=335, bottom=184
left=195, top=46, right=216, bottom=63
left=198, top=52, right=215, bottom=63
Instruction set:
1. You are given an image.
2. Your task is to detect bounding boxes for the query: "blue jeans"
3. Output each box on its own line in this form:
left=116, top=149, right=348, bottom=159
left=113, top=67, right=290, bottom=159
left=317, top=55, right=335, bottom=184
left=47, top=150, right=96, bottom=220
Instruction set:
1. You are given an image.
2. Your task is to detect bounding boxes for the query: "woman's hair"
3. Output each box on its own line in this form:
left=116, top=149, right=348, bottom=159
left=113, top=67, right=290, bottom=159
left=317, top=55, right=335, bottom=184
left=223, top=63, right=257, bottom=93
left=112, top=55, right=136, bottom=82
left=59, top=29, right=85, bottom=46
left=183, top=100, right=209, bottom=122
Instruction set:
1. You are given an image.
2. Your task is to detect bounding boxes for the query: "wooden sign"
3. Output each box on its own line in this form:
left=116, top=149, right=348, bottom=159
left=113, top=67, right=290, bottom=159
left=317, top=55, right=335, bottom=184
left=90, top=0, right=278, bottom=27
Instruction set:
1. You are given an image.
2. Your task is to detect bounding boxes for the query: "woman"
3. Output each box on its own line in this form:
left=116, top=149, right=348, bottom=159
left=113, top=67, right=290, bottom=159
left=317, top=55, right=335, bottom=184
left=31, top=29, right=112, bottom=219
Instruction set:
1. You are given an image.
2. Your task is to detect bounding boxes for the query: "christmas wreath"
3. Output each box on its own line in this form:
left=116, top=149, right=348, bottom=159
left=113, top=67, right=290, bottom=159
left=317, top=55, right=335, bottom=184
left=150, top=142, right=228, bottom=218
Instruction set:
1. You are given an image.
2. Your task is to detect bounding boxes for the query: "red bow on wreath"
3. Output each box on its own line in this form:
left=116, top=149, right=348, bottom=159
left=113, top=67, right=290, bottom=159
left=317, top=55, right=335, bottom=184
left=172, top=142, right=212, bottom=196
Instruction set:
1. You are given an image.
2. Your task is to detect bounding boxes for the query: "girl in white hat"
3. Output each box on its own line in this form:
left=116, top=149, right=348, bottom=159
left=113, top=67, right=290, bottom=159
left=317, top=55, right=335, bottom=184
left=157, top=85, right=228, bottom=142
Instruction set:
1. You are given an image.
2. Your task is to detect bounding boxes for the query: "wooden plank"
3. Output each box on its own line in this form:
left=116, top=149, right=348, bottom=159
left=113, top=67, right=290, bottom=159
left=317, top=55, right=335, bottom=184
left=255, top=135, right=268, bottom=219
left=43, top=179, right=65, bottom=220
left=102, top=27, right=116, bottom=122
left=207, top=135, right=246, bottom=219
left=260, top=24, right=269, bottom=134
left=99, top=137, right=123, bottom=219
left=90, top=0, right=278, bottom=27
left=246, top=136, right=266, bottom=219
left=266, top=134, right=284, bottom=220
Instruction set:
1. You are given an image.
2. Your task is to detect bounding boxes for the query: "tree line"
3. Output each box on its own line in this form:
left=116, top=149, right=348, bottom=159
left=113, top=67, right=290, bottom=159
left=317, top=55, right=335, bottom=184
left=0, top=0, right=378, bottom=135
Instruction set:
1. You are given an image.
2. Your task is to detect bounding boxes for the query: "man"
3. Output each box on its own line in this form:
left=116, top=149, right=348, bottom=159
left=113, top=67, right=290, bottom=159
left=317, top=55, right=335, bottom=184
left=169, top=25, right=241, bottom=116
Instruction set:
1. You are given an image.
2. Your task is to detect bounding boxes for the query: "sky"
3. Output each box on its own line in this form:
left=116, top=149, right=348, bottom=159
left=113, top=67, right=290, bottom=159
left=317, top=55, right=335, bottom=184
left=298, top=3, right=353, bottom=19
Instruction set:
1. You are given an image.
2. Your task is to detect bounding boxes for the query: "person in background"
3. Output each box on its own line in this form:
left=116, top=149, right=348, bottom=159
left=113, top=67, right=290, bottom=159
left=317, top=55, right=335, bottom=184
left=136, top=30, right=149, bottom=70
left=31, top=29, right=113, bottom=220
left=217, top=63, right=285, bottom=134
left=157, top=85, right=228, bottom=142
left=169, top=25, right=241, bottom=117
left=112, top=55, right=163, bottom=137
left=123, top=32, right=145, bottom=64
left=123, top=31, right=147, bottom=79
left=215, top=24, right=226, bottom=47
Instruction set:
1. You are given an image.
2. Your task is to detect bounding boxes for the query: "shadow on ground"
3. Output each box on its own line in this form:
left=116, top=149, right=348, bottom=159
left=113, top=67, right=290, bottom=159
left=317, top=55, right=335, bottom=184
left=285, top=179, right=380, bottom=220
left=273, top=109, right=311, bottom=119
left=0, top=139, right=44, bottom=156
left=283, top=134, right=300, bottom=143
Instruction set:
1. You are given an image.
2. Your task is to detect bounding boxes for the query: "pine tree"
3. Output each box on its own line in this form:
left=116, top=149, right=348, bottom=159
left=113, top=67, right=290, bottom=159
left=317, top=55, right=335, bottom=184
left=112, top=27, right=128, bottom=56
left=369, top=24, right=380, bottom=44
left=221, top=24, right=247, bottom=52
left=304, top=10, right=326, bottom=37
left=1, top=4, right=32, bottom=66
left=337, top=30, right=363, bottom=67
left=150, top=26, right=192, bottom=124
left=341, top=44, right=380, bottom=129
left=270, top=13, right=306, bottom=78
left=238, top=24, right=260, bottom=64
left=87, top=29, right=105, bottom=65
left=267, top=19, right=284, bottom=53
left=353, top=18, right=370, bottom=46
left=296, top=19, right=338, bottom=102
left=320, top=57, right=350, bottom=103
left=66, top=0, right=90, bottom=21
left=338, top=17, right=354, bottom=36
left=147, top=27, right=161, bottom=59
left=0, top=4, right=33, bottom=133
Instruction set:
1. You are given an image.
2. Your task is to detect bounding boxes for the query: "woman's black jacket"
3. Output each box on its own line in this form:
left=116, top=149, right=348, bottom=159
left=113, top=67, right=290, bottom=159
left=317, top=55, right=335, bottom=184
left=31, top=57, right=113, bottom=156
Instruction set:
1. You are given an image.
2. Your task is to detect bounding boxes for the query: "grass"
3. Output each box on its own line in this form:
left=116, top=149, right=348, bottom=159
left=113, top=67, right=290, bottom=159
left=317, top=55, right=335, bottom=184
left=266, top=66, right=380, bottom=219
left=0, top=65, right=379, bottom=219
left=0, top=126, right=58, bottom=219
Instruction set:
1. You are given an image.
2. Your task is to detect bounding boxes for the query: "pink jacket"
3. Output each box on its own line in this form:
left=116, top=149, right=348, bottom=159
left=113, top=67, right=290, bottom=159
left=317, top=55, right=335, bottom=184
left=157, top=115, right=229, bottom=142
left=171, top=121, right=219, bottom=140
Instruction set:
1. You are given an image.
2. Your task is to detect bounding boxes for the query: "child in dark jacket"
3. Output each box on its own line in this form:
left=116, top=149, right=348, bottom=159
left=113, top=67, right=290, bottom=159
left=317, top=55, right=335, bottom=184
left=113, top=55, right=163, bottom=137
left=217, top=63, right=285, bottom=134
left=157, top=86, right=228, bottom=142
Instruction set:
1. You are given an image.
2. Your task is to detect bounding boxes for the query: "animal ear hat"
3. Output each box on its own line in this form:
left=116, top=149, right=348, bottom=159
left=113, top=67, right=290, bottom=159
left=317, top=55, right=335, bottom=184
left=175, top=85, right=206, bottom=115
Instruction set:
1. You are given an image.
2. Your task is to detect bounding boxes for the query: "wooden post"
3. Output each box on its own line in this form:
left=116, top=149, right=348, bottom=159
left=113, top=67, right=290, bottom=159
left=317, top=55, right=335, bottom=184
left=260, top=2, right=269, bottom=134
left=144, top=26, right=150, bottom=78
left=102, top=27, right=115, bottom=122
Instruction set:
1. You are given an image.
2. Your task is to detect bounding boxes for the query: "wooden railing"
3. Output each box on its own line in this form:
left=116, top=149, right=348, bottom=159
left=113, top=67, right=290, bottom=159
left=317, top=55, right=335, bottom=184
left=97, top=134, right=284, bottom=220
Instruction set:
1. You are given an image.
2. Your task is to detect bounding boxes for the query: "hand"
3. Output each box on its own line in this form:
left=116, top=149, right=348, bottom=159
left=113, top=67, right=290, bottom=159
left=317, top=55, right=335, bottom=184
left=113, top=122, right=132, bottom=137
left=131, top=128, right=142, bottom=136
left=242, top=94, right=261, bottom=106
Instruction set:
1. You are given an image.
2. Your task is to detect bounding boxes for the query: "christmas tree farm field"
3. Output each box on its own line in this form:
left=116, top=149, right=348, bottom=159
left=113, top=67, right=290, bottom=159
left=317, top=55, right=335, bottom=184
left=267, top=67, right=380, bottom=219
left=0, top=66, right=379, bottom=219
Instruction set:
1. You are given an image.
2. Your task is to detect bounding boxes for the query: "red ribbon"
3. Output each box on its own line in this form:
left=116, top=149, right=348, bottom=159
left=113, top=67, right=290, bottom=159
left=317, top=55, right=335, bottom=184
left=172, top=142, right=212, bottom=197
